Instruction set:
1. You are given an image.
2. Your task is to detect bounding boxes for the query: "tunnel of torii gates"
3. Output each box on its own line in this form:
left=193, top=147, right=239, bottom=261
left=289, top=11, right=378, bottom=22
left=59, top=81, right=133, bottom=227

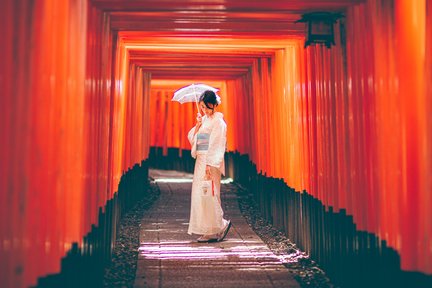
left=1, top=0, right=432, bottom=287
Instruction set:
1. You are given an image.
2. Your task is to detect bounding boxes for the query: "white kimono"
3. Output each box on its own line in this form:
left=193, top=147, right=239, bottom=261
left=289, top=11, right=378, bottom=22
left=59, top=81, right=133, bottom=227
left=187, top=112, right=229, bottom=235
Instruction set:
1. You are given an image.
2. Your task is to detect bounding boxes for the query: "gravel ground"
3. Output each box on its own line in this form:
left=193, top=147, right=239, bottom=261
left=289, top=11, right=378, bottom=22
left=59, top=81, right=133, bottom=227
left=235, top=183, right=337, bottom=288
left=103, top=181, right=160, bottom=288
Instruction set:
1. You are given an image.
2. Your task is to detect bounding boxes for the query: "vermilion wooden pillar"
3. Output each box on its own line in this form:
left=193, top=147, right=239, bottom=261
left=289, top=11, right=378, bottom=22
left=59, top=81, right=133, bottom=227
left=1, top=1, right=88, bottom=287
left=0, top=1, right=153, bottom=287
left=395, top=0, right=427, bottom=272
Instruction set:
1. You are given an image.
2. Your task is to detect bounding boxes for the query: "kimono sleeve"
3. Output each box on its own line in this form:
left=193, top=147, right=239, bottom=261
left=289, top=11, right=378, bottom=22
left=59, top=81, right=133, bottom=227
left=206, top=119, right=227, bottom=168
left=187, top=126, right=196, bottom=146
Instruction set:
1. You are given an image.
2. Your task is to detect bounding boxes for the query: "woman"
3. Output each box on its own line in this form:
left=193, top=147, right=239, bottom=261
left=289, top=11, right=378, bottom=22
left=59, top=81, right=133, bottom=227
left=187, top=90, right=232, bottom=243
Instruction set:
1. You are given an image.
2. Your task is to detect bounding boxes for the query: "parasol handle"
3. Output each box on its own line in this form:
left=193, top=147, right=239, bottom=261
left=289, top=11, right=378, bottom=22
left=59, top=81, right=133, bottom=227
left=192, top=84, right=201, bottom=116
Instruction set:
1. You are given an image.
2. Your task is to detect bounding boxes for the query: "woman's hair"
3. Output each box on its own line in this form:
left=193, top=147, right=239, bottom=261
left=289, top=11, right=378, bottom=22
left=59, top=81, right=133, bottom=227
left=199, top=90, right=221, bottom=109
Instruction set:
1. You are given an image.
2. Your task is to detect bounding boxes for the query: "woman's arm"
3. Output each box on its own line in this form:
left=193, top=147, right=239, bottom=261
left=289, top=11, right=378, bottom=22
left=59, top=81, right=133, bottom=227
left=206, top=119, right=227, bottom=169
left=187, top=113, right=203, bottom=145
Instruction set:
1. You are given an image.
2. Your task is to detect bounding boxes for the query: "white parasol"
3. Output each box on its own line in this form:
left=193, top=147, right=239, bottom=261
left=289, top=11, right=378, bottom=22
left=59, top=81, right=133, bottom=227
left=172, top=83, right=219, bottom=112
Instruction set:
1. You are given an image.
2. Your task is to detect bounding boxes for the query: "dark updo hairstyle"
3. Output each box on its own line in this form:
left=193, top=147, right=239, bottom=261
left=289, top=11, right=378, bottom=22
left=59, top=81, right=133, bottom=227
left=199, top=90, right=219, bottom=110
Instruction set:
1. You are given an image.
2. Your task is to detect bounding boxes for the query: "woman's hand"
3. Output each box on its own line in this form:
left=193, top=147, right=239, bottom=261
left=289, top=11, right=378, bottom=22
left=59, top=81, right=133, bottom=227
left=193, top=113, right=202, bottom=136
left=196, top=113, right=202, bottom=127
left=205, top=165, right=212, bottom=178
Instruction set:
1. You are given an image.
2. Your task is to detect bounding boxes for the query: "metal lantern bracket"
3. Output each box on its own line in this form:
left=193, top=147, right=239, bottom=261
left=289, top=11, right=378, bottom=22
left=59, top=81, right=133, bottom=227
left=296, top=12, right=344, bottom=48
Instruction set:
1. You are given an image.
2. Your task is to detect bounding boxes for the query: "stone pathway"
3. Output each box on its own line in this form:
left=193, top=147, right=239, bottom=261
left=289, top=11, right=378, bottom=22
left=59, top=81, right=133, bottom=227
left=133, top=169, right=300, bottom=288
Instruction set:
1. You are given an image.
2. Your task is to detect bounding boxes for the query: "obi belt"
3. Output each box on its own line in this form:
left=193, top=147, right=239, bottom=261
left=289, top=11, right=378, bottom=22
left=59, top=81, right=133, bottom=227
left=197, top=133, right=210, bottom=151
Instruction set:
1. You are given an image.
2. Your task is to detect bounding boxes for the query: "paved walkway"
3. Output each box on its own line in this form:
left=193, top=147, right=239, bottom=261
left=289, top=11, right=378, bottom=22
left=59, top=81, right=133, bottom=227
left=134, top=169, right=300, bottom=288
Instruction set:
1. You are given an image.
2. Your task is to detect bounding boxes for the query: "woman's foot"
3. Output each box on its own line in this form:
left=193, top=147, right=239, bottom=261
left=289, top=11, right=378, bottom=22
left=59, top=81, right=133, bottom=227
left=217, top=220, right=232, bottom=242
left=197, top=235, right=218, bottom=243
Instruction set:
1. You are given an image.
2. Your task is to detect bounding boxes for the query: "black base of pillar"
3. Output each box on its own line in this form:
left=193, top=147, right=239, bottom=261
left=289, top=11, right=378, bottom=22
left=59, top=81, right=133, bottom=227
left=35, top=160, right=149, bottom=288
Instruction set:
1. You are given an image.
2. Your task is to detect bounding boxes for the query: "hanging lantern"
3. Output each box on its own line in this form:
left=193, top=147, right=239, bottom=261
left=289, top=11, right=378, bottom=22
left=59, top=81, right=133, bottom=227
left=296, top=12, right=343, bottom=48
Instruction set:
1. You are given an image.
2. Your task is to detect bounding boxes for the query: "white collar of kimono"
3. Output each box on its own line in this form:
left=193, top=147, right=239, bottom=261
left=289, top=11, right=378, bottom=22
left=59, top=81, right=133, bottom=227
left=204, top=111, right=223, bottom=120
